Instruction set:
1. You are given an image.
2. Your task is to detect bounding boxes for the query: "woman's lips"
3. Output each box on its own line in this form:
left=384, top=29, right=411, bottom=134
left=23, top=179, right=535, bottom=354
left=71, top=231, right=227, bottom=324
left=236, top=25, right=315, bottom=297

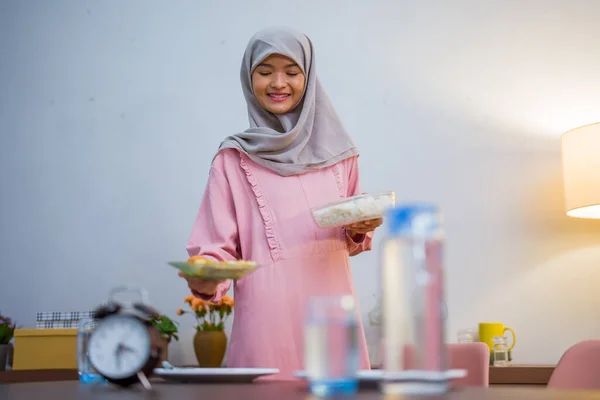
left=268, top=93, right=291, bottom=102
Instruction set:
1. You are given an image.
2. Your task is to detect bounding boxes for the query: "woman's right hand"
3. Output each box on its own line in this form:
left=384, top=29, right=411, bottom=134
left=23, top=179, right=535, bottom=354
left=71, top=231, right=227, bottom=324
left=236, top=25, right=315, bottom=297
left=178, top=272, right=223, bottom=297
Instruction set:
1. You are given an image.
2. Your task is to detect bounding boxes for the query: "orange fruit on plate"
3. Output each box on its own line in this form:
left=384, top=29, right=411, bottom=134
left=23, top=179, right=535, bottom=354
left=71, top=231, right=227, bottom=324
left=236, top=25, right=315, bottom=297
left=187, top=255, right=208, bottom=264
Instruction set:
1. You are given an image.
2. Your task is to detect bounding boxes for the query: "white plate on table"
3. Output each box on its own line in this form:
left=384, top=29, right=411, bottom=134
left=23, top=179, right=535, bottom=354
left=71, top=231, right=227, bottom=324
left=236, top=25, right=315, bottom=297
left=154, top=367, right=280, bottom=383
left=294, top=369, right=467, bottom=382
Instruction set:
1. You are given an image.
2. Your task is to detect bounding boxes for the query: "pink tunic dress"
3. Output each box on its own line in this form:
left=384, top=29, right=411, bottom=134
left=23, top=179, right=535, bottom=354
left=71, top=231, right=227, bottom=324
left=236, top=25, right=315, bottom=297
left=186, top=148, right=373, bottom=380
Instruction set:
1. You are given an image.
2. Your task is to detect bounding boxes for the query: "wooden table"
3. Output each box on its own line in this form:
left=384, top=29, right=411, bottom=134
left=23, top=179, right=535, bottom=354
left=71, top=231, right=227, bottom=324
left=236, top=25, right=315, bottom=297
left=490, top=365, right=555, bottom=386
left=0, top=369, right=78, bottom=384
left=2, top=381, right=600, bottom=400
left=1, top=364, right=557, bottom=386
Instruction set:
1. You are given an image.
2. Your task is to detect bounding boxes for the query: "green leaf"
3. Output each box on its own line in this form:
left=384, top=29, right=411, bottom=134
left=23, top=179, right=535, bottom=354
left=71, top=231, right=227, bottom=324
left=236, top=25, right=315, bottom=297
left=150, top=314, right=180, bottom=341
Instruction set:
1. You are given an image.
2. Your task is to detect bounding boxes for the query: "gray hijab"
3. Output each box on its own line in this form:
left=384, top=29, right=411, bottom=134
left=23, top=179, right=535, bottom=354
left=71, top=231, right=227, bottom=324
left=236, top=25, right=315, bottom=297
left=216, top=27, right=359, bottom=176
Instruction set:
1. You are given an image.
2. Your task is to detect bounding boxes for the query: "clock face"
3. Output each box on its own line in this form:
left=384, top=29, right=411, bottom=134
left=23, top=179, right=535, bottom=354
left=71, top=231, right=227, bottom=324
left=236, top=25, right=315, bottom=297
left=88, top=315, right=151, bottom=380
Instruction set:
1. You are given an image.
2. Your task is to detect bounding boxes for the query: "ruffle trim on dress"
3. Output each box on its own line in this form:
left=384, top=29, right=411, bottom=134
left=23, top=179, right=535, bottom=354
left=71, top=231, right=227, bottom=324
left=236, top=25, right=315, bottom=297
left=331, top=163, right=349, bottom=243
left=239, top=154, right=281, bottom=261
left=332, top=163, right=345, bottom=198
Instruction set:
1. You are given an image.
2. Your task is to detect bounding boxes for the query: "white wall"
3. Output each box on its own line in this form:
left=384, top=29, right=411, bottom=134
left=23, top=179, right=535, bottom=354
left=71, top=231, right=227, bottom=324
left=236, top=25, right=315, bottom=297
left=2, top=0, right=600, bottom=367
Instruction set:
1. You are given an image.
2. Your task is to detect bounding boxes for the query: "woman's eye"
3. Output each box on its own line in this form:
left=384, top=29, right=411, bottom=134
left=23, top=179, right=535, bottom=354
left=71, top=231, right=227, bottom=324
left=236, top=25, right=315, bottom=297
left=259, top=72, right=271, bottom=76
left=287, top=72, right=300, bottom=76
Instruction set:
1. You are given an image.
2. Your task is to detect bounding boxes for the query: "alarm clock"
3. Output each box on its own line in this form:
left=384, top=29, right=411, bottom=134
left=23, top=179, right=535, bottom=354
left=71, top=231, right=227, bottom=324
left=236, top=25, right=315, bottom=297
left=88, top=286, right=162, bottom=388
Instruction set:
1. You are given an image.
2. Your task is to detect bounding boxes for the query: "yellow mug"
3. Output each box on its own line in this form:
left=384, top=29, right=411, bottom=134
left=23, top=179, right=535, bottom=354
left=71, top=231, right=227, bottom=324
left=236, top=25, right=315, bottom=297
left=478, top=322, right=516, bottom=351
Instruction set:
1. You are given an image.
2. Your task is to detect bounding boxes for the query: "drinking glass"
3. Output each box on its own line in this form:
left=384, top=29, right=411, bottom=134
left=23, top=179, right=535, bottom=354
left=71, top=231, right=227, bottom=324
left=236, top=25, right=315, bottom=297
left=77, top=317, right=105, bottom=384
left=304, top=294, right=359, bottom=396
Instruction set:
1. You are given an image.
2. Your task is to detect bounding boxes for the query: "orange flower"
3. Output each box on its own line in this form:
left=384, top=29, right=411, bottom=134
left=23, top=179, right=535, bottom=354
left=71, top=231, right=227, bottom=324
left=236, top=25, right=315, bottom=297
left=191, top=298, right=207, bottom=312
left=184, top=295, right=195, bottom=305
left=221, top=296, right=234, bottom=307
left=176, top=308, right=184, bottom=316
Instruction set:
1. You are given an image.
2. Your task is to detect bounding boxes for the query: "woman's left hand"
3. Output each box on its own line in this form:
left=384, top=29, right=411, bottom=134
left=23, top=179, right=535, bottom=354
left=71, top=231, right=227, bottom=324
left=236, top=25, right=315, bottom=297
left=346, top=218, right=383, bottom=236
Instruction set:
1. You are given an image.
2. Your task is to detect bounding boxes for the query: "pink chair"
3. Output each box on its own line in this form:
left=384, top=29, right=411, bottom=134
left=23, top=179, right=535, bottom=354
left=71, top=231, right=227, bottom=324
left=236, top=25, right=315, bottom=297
left=547, top=339, right=600, bottom=390
left=402, top=342, right=490, bottom=387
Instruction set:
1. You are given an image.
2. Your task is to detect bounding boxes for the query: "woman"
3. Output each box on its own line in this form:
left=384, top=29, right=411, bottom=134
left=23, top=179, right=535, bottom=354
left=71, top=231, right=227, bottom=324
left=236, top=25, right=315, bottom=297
left=180, top=27, right=382, bottom=379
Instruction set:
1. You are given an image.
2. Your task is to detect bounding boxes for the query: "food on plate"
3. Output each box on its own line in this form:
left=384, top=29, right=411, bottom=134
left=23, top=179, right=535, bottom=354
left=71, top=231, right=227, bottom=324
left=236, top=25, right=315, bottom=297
left=312, top=191, right=395, bottom=229
left=187, top=255, right=209, bottom=263
left=225, top=259, right=258, bottom=268
left=218, top=259, right=257, bottom=269
left=186, top=256, right=257, bottom=269
left=170, top=257, right=259, bottom=281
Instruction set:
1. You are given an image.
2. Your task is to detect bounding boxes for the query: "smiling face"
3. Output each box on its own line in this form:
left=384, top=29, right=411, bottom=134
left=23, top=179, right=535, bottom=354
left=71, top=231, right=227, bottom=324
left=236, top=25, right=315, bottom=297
left=251, top=54, right=306, bottom=115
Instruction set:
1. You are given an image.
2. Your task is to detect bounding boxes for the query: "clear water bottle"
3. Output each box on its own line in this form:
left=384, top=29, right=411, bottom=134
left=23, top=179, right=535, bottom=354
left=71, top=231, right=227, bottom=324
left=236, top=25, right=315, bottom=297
left=379, top=203, right=448, bottom=395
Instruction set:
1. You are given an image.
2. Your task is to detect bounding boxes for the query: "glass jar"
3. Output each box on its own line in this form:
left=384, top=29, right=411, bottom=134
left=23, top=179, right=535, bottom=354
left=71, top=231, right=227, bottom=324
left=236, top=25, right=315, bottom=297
left=457, top=329, right=475, bottom=343
left=492, top=336, right=510, bottom=367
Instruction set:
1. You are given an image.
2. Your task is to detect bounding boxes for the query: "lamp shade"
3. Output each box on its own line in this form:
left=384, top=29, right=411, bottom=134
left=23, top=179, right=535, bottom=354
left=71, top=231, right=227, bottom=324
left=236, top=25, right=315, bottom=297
left=561, top=122, right=600, bottom=218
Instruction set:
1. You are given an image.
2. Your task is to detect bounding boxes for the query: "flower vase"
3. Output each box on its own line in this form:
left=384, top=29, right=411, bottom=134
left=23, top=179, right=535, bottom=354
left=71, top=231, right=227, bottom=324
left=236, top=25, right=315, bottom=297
left=158, top=337, right=170, bottom=363
left=0, top=344, right=12, bottom=371
left=193, top=330, right=227, bottom=368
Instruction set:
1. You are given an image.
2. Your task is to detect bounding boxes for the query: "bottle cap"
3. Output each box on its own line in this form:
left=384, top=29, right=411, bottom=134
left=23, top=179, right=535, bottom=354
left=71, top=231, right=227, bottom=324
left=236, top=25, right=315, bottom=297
left=386, top=203, right=441, bottom=237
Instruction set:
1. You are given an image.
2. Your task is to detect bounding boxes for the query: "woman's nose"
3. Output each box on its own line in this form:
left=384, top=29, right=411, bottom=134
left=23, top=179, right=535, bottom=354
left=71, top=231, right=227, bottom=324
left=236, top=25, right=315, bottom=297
left=270, top=72, right=286, bottom=89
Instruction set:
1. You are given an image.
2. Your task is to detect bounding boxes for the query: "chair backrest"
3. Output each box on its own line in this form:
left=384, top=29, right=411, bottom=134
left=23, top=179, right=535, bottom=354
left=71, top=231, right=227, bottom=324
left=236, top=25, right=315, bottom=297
left=402, top=342, right=490, bottom=387
left=547, top=339, right=600, bottom=390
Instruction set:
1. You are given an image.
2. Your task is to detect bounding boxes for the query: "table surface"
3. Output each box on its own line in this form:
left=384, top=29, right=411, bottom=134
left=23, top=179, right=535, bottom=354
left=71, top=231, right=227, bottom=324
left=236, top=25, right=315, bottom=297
left=0, top=364, right=557, bottom=386
left=2, top=381, right=600, bottom=400
left=489, top=364, right=555, bottom=385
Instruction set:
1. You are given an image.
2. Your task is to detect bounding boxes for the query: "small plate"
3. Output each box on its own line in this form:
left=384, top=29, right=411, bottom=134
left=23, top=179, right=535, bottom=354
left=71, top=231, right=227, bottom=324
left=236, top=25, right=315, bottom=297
left=168, top=260, right=259, bottom=280
left=154, top=367, right=280, bottom=383
left=294, top=369, right=467, bottom=382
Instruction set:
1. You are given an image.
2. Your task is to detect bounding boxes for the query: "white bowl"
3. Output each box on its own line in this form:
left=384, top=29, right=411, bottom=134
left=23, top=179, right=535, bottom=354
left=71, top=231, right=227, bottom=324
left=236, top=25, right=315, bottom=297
left=311, top=191, right=396, bottom=229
